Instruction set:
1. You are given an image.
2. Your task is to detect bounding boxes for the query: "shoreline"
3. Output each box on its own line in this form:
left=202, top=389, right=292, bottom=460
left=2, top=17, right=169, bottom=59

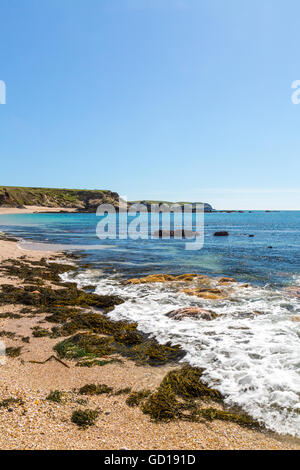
left=0, top=236, right=299, bottom=449
left=0, top=206, right=78, bottom=215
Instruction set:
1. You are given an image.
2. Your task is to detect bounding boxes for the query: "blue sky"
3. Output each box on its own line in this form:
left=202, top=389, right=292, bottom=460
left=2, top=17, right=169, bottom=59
left=0, top=0, right=299, bottom=209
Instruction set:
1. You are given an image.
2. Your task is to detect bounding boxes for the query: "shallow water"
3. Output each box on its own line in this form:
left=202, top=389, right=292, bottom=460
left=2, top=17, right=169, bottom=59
left=0, top=210, right=299, bottom=436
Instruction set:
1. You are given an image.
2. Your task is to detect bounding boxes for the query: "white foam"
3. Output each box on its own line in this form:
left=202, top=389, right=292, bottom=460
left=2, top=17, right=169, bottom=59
left=61, top=271, right=300, bottom=437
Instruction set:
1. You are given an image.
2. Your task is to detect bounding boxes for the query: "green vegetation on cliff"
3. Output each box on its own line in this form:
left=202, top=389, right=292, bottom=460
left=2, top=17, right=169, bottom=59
left=0, top=186, right=121, bottom=211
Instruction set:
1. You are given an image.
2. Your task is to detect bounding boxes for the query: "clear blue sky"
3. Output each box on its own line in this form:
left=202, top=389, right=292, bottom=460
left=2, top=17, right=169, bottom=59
left=0, top=0, right=299, bottom=209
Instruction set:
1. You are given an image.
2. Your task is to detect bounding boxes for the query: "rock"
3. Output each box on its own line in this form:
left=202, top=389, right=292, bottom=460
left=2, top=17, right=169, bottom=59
left=166, top=307, right=217, bottom=321
left=153, top=229, right=199, bottom=238
left=249, top=234, right=254, bottom=237
left=214, top=231, right=229, bottom=236
left=181, top=288, right=225, bottom=300
left=291, top=316, right=300, bottom=322
left=218, top=277, right=236, bottom=284
left=125, top=273, right=205, bottom=285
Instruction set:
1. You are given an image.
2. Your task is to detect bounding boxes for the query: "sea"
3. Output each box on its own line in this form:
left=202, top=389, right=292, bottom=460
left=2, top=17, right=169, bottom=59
left=0, top=210, right=299, bottom=437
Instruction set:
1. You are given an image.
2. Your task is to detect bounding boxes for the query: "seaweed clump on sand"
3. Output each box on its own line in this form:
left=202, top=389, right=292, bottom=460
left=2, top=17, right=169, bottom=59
left=126, top=390, right=151, bottom=407
left=0, top=258, right=76, bottom=285
left=54, top=331, right=185, bottom=367
left=49, top=312, right=139, bottom=339
left=0, top=283, right=124, bottom=314
left=160, top=366, right=222, bottom=401
left=114, top=338, right=185, bottom=366
left=128, top=365, right=258, bottom=428
left=0, top=397, right=24, bottom=408
left=197, top=408, right=257, bottom=427
left=46, top=390, right=63, bottom=403
left=53, top=333, right=115, bottom=361
left=32, top=326, right=51, bottom=337
left=71, top=409, right=100, bottom=428
left=79, top=383, right=113, bottom=395
left=6, top=346, right=22, bottom=357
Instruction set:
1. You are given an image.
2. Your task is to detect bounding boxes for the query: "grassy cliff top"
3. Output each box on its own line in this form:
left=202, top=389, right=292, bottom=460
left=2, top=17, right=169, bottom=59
left=0, top=186, right=119, bottom=210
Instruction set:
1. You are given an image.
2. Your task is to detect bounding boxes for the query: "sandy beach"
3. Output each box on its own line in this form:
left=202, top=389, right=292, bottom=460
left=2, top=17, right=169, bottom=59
left=0, top=230, right=298, bottom=451
left=0, top=206, right=77, bottom=215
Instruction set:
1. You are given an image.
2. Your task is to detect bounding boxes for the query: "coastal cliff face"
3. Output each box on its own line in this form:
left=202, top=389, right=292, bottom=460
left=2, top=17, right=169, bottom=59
left=0, top=186, right=121, bottom=212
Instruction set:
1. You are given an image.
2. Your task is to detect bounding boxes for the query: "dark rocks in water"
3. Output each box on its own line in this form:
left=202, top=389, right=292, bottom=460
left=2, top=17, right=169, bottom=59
left=214, top=231, right=229, bottom=236
left=166, top=307, right=218, bottom=321
left=249, top=234, right=254, bottom=237
left=268, top=246, right=273, bottom=249
left=153, top=229, right=199, bottom=239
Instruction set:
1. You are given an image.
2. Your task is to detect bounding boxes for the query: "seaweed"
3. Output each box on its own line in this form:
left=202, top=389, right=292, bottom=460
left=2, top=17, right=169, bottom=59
left=46, top=390, right=63, bottom=403
left=161, top=366, right=222, bottom=400
left=54, top=333, right=115, bottom=360
left=32, top=326, right=51, bottom=337
left=136, top=365, right=258, bottom=427
left=6, top=346, right=22, bottom=357
left=71, top=409, right=100, bottom=428
left=0, top=331, right=17, bottom=339
left=0, top=258, right=76, bottom=284
left=126, top=390, right=151, bottom=407
left=115, top=339, right=185, bottom=366
left=0, top=312, right=21, bottom=319
left=79, top=383, right=113, bottom=395
left=141, top=385, right=181, bottom=421
left=0, top=280, right=123, bottom=313
left=198, top=408, right=258, bottom=428
left=0, top=397, right=24, bottom=408
left=76, top=358, right=123, bottom=367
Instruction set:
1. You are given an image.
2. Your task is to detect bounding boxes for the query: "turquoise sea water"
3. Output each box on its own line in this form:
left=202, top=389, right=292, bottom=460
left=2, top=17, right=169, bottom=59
left=0, top=211, right=299, bottom=287
left=0, top=210, right=299, bottom=437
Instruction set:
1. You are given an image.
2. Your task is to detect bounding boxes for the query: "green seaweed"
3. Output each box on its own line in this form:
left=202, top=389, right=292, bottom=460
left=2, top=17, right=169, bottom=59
left=79, top=383, right=113, bottom=395
left=126, top=390, right=151, bottom=407
left=54, top=333, right=115, bottom=360
left=198, top=408, right=258, bottom=428
left=32, top=326, right=51, bottom=337
left=6, top=346, right=22, bottom=357
left=161, top=366, right=222, bottom=400
left=115, top=338, right=185, bottom=366
left=0, top=397, right=24, bottom=408
left=71, top=409, right=100, bottom=428
left=141, top=385, right=181, bottom=421
left=75, top=358, right=123, bottom=367
left=46, top=390, right=63, bottom=403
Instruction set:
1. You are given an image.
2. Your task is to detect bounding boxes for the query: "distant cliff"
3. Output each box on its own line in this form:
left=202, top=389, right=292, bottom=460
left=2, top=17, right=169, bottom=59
left=0, top=186, right=121, bottom=212
left=129, top=200, right=214, bottom=212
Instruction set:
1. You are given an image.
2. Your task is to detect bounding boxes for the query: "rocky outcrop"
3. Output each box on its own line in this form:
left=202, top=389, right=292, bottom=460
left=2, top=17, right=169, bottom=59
left=166, top=307, right=218, bottom=321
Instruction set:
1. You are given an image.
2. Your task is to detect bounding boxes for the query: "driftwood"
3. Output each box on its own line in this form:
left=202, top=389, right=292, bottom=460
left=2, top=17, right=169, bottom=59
left=29, top=355, right=70, bottom=368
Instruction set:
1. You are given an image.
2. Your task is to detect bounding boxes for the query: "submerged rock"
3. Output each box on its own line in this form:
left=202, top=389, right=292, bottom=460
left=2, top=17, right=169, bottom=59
left=166, top=307, right=218, bottom=321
